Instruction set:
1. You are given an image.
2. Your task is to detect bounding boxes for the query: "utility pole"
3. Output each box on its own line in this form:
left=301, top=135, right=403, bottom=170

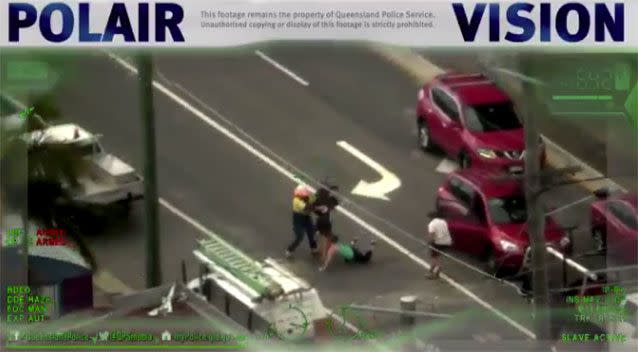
left=138, top=53, right=162, bottom=288
left=521, top=57, right=551, bottom=350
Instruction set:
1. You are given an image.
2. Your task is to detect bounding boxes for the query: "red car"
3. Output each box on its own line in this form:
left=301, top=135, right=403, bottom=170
left=590, top=188, right=638, bottom=264
left=416, top=73, right=546, bottom=173
left=436, top=169, right=571, bottom=274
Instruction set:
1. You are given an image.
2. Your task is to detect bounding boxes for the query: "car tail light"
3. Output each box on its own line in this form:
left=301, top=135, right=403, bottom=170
left=418, top=89, right=425, bottom=100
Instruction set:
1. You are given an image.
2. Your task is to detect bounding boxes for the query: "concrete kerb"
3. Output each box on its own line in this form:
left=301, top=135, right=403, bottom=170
left=369, top=44, right=622, bottom=193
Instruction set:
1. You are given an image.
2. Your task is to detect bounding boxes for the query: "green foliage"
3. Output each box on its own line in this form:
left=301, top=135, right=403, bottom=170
left=27, top=93, right=60, bottom=124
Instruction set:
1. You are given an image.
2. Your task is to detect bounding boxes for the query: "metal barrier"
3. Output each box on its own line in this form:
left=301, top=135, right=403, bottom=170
left=546, top=247, right=598, bottom=282
left=520, top=244, right=598, bottom=287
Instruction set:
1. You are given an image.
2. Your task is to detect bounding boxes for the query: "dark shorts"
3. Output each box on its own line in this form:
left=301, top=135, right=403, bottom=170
left=316, top=220, right=332, bottom=235
left=430, top=243, right=445, bottom=258
left=345, top=247, right=372, bottom=264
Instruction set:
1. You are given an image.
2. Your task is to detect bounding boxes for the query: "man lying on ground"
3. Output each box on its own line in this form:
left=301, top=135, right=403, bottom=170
left=318, top=235, right=376, bottom=271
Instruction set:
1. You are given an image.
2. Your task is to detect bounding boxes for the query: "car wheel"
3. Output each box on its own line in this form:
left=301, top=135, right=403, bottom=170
left=417, top=120, right=432, bottom=151
left=484, top=247, right=501, bottom=277
left=459, top=151, right=471, bottom=169
left=592, top=227, right=606, bottom=254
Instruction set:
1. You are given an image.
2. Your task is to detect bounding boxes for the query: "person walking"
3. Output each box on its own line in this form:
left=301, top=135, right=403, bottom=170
left=319, top=235, right=376, bottom=271
left=426, top=210, right=452, bottom=279
left=286, top=185, right=318, bottom=258
left=313, top=183, right=339, bottom=261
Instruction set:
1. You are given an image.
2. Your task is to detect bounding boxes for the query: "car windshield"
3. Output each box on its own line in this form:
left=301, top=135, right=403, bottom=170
left=488, top=196, right=527, bottom=224
left=69, top=141, right=100, bottom=157
left=464, top=102, right=522, bottom=132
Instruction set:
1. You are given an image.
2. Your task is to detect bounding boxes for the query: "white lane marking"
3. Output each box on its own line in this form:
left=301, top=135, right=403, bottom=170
left=435, top=158, right=458, bottom=174
left=255, top=50, right=309, bottom=87
left=106, top=52, right=536, bottom=340
left=337, top=140, right=401, bottom=201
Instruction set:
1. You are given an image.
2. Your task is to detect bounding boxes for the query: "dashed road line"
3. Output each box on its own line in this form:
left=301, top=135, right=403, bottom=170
left=255, top=50, right=309, bottom=86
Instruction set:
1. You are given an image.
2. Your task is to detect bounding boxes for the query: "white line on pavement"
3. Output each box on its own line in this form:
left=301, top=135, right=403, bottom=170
left=106, top=52, right=537, bottom=340
left=337, top=140, right=401, bottom=201
left=255, top=50, right=310, bottom=86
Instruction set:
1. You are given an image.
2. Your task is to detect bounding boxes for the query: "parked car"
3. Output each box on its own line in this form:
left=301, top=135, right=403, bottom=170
left=435, top=169, right=571, bottom=274
left=23, top=123, right=143, bottom=208
left=590, top=188, right=638, bottom=264
left=416, top=72, right=546, bottom=173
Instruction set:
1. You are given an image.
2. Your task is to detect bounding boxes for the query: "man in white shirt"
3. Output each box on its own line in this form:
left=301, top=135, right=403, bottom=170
left=426, top=210, right=452, bottom=279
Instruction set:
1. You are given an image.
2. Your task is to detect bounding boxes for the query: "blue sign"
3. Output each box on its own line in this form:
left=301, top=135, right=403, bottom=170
left=8, top=2, right=185, bottom=43
left=452, top=2, right=624, bottom=42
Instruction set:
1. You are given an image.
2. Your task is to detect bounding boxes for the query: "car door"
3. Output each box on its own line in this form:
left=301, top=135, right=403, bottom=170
left=430, top=87, right=464, bottom=154
left=435, top=88, right=465, bottom=156
left=606, top=201, right=638, bottom=264
left=441, top=177, right=489, bottom=254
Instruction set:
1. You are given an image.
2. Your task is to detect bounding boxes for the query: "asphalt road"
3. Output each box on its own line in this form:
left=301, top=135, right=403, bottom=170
left=1, top=45, right=629, bottom=349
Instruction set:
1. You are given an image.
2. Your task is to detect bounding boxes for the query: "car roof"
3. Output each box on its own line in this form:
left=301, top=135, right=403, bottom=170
left=450, top=169, right=523, bottom=198
left=24, top=123, right=93, bottom=145
left=435, top=73, right=511, bottom=106
left=612, top=193, right=638, bottom=212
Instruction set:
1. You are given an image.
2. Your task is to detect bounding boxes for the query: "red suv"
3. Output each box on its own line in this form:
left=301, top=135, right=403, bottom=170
left=436, top=169, right=571, bottom=274
left=416, top=73, right=546, bottom=173
left=591, top=188, right=638, bottom=264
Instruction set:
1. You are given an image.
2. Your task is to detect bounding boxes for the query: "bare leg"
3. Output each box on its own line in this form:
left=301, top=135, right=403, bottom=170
left=428, top=243, right=441, bottom=279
